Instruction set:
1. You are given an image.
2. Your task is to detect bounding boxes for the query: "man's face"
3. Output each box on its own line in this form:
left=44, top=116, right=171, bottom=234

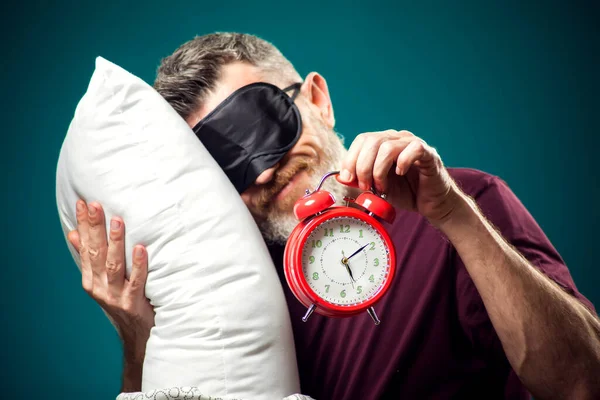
left=186, top=62, right=350, bottom=244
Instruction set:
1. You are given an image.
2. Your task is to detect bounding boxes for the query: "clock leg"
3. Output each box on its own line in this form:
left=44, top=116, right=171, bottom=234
left=302, top=304, right=317, bottom=322
left=367, top=307, right=381, bottom=325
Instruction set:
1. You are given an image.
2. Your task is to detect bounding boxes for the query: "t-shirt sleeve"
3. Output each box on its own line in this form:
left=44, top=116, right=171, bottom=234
left=454, top=174, right=596, bottom=361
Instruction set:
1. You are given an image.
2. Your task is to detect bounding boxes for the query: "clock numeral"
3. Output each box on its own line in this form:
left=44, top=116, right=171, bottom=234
left=311, top=240, right=323, bottom=248
left=357, top=286, right=363, bottom=294
left=374, top=258, right=380, bottom=267
left=309, top=256, right=315, bottom=264
left=312, top=272, right=319, bottom=280
left=369, top=241, right=376, bottom=250
left=340, top=224, right=350, bottom=233
left=324, top=228, right=334, bottom=237
left=369, top=274, right=375, bottom=283
left=340, top=289, right=347, bottom=298
left=325, top=284, right=330, bottom=293
left=359, top=229, right=363, bottom=238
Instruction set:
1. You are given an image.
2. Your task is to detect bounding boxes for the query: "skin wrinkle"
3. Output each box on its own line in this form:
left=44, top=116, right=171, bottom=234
left=255, top=156, right=313, bottom=214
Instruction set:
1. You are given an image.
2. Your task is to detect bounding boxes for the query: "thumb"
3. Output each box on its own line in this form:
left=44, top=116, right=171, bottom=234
left=335, top=172, right=359, bottom=188
left=68, top=230, right=81, bottom=252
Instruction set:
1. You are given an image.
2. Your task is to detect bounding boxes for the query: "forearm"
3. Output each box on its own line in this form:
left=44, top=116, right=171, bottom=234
left=119, top=326, right=150, bottom=393
left=121, top=356, right=143, bottom=393
left=435, top=190, right=600, bottom=399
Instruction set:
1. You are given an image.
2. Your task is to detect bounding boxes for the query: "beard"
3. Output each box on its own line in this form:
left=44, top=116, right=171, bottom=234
left=257, top=119, right=351, bottom=245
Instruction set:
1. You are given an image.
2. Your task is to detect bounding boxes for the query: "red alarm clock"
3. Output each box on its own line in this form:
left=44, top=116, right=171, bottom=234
left=283, top=171, right=397, bottom=325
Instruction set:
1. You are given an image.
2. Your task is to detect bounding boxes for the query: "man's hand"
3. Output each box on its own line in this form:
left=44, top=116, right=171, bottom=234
left=335, top=130, right=600, bottom=398
left=67, top=200, right=154, bottom=391
left=337, top=129, right=461, bottom=224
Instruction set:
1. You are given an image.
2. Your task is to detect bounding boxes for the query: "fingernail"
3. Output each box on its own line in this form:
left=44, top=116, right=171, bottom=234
left=88, top=204, right=97, bottom=216
left=76, top=201, right=84, bottom=213
left=134, top=247, right=144, bottom=258
left=110, top=219, right=121, bottom=231
left=340, top=169, right=351, bottom=182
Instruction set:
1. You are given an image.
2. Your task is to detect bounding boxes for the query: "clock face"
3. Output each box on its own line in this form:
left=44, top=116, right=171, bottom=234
left=301, top=215, right=392, bottom=306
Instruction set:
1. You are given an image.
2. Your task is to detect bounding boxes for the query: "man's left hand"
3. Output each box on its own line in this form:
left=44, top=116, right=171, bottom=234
left=337, top=129, right=462, bottom=224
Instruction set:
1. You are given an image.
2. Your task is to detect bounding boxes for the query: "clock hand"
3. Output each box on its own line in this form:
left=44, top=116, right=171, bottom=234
left=346, top=243, right=370, bottom=261
left=340, top=251, right=356, bottom=288
left=344, top=261, right=356, bottom=282
left=344, top=263, right=355, bottom=288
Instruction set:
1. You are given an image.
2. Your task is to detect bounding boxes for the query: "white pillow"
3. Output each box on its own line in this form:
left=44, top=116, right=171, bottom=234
left=55, top=57, right=300, bottom=399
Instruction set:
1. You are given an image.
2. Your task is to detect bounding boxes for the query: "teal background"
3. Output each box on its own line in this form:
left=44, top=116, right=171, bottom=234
left=1, top=0, right=598, bottom=397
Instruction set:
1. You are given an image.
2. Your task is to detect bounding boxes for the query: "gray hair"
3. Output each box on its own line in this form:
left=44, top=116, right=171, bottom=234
left=154, top=32, right=303, bottom=120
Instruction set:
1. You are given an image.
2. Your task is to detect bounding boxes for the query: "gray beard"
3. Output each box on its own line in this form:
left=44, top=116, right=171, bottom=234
left=258, top=132, right=350, bottom=245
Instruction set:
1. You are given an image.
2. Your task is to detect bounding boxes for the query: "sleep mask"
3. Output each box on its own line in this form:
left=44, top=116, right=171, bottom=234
left=192, top=82, right=303, bottom=193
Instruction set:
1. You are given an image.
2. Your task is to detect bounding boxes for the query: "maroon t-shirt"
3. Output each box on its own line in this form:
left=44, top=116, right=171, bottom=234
left=269, top=168, right=595, bottom=400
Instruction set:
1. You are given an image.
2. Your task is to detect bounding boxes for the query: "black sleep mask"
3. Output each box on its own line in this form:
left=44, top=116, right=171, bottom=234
left=192, top=82, right=303, bottom=193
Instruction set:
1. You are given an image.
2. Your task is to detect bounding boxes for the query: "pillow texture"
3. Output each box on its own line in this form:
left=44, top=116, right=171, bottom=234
left=56, top=57, right=300, bottom=399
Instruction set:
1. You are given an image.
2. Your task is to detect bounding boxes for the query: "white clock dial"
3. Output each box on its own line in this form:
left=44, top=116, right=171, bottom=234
left=301, top=216, right=391, bottom=306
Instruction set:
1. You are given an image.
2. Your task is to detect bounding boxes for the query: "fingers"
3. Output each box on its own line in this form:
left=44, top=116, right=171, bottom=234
left=67, top=230, right=81, bottom=253
left=128, top=246, right=148, bottom=296
left=354, top=136, right=381, bottom=191
left=87, top=202, right=108, bottom=286
left=372, top=140, right=404, bottom=193
left=339, top=133, right=365, bottom=187
left=71, top=201, right=154, bottom=336
left=75, top=200, right=90, bottom=250
left=396, top=138, right=436, bottom=176
left=76, top=200, right=93, bottom=293
left=339, top=130, right=443, bottom=193
left=106, top=217, right=126, bottom=298
left=342, top=130, right=417, bottom=192
left=340, top=130, right=399, bottom=191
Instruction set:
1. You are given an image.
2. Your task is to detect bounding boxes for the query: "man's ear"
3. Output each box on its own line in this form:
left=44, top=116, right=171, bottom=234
left=301, top=72, right=335, bottom=129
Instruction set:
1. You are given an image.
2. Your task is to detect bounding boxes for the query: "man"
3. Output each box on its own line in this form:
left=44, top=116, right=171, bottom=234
left=68, top=33, right=600, bottom=399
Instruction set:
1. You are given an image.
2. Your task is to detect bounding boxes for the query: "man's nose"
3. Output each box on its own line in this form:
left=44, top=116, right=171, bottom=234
left=254, top=163, right=279, bottom=185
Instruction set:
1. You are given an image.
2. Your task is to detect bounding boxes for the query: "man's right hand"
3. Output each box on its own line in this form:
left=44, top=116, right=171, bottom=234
left=67, top=200, right=155, bottom=390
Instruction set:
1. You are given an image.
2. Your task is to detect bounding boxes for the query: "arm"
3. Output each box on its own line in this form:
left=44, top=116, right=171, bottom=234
left=436, top=185, right=600, bottom=400
left=119, top=312, right=152, bottom=392
left=68, top=200, right=154, bottom=393
left=338, top=129, right=600, bottom=399
left=122, top=348, right=144, bottom=392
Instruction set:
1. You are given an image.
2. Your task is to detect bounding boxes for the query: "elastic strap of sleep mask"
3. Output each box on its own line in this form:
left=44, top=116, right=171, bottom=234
left=283, top=82, right=302, bottom=101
